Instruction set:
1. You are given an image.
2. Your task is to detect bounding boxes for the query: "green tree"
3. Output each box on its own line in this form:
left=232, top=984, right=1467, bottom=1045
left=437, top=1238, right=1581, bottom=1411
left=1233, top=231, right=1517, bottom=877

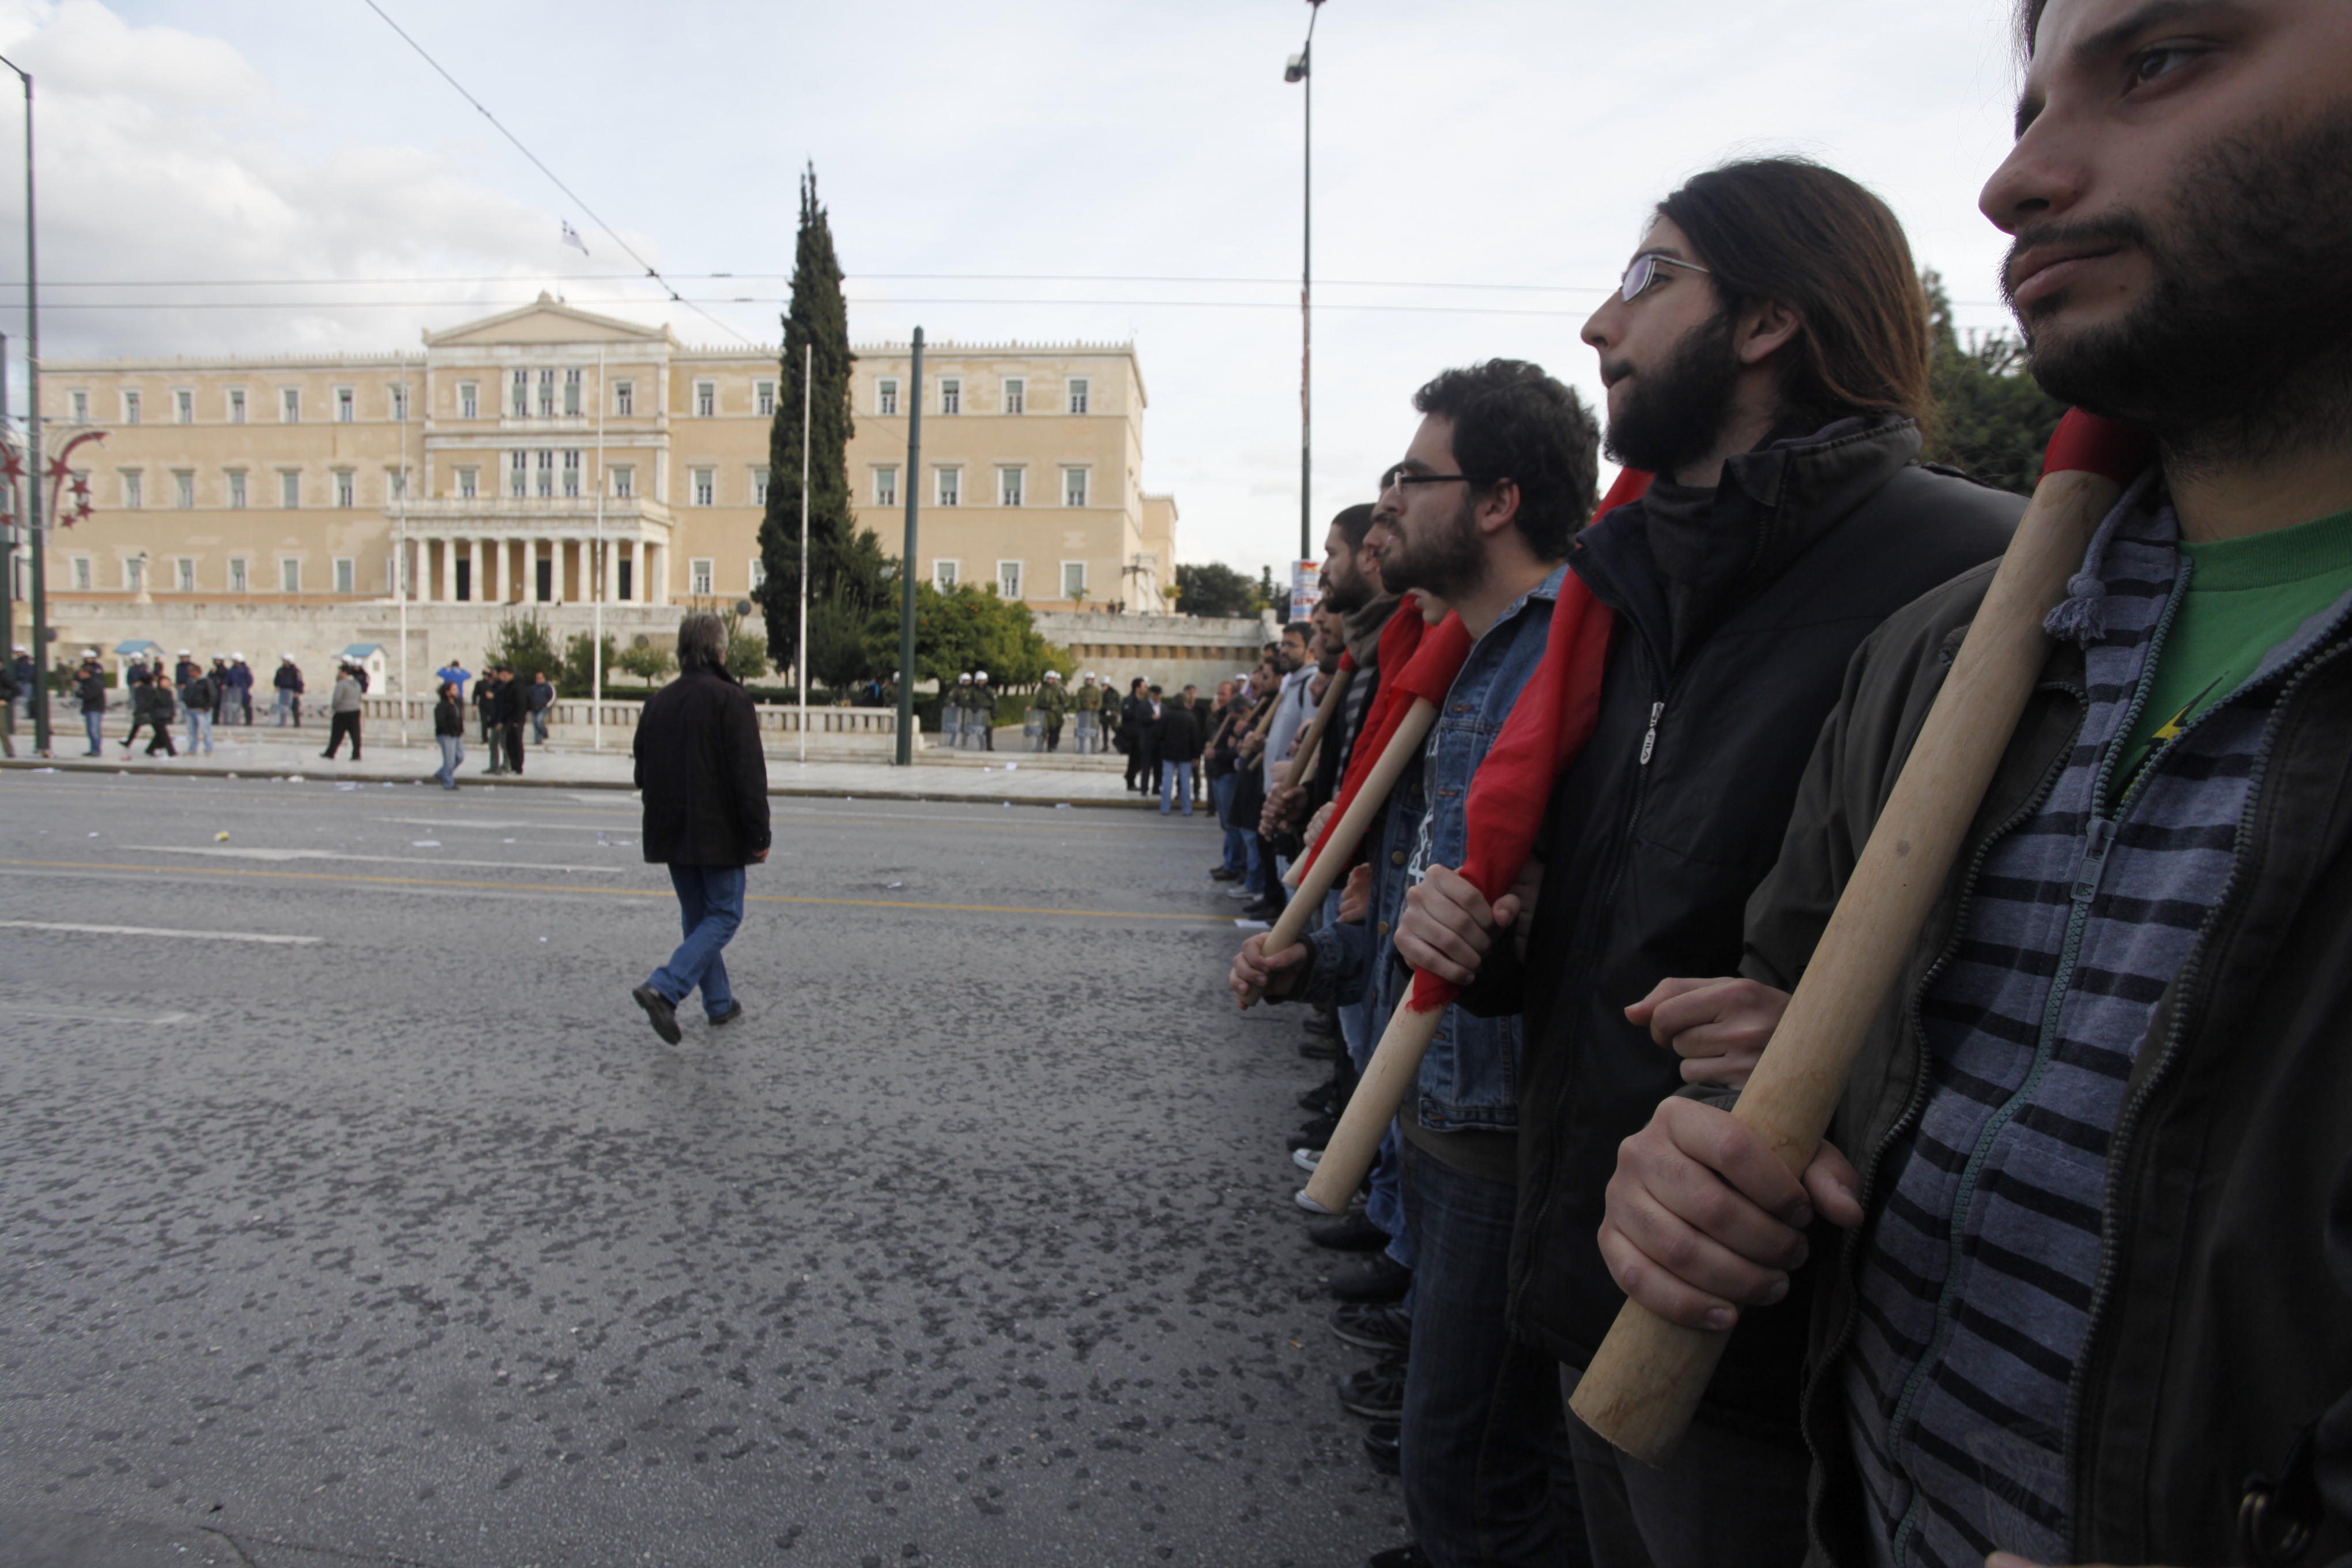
left=863, top=582, right=1066, bottom=695
left=557, top=632, right=619, bottom=698
left=1920, top=269, right=2067, bottom=497
left=717, top=610, right=772, bottom=684
left=615, top=639, right=675, bottom=685
left=485, top=612, right=561, bottom=681
left=1174, top=561, right=1264, bottom=619
left=756, top=166, right=891, bottom=680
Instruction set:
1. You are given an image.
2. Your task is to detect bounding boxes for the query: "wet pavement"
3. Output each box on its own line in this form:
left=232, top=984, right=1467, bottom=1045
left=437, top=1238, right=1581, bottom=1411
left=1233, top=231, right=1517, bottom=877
left=0, top=772, right=1403, bottom=1566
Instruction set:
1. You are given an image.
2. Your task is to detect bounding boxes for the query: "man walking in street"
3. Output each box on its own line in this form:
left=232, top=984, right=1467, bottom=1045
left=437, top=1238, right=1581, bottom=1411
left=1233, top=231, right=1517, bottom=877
left=631, top=610, right=771, bottom=1045
left=491, top=664, right=526, bottom=777
left=321, top=662, right=364, bottom=761
left=1157, top=686, right=1201, bottom=816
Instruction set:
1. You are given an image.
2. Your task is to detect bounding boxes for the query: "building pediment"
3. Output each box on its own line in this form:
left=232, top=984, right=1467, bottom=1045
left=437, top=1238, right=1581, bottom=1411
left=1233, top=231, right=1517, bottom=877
left=423, top=293, right=675, bottom=349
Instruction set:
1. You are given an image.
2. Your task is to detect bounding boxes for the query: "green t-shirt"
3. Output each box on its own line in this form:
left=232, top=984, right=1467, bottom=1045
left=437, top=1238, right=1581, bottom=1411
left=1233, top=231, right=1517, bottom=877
left=2117, top=507, right=2352, bottom=782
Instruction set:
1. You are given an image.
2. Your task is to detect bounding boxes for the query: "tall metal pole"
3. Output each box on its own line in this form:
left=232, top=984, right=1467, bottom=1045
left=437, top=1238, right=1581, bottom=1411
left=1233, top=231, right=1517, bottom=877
left=0, top=59, right=47, bottom=756
left=892, top=329, right=923, bottom=767
left=796, top=340, right=810, bottom=766
left=1300, top=31, right=1312, bottom=564
left=591, top=343, right=604, bottom=751
left=397, top=364, right=409, bottom=746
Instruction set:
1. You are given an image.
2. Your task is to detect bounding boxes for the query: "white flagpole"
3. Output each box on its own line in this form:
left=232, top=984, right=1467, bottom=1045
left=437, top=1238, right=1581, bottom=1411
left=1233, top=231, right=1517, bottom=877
left=593, top=342, right=604, bottom=751
left=798, top=340, right=810, bottom=766
left=398, top=367, right=410, bottom=747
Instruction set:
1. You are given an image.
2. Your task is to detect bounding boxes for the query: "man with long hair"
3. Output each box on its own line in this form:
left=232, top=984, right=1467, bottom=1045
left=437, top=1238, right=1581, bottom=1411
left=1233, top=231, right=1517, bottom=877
left=631, top=612, right=771, bottom=1045
left=1593, top=5, right=2352, bottom=1563
left=1399, top=159, right=2021, bottom=1567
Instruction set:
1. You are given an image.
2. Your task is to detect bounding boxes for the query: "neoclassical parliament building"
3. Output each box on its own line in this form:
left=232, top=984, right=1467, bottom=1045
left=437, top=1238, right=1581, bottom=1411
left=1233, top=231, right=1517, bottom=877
left=22, top=297, right=1179, bottom=647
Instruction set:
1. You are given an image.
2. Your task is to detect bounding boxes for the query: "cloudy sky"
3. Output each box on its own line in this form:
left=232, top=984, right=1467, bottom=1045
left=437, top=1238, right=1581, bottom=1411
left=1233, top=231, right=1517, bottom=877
left=0, top=0, right=2033, bottom=580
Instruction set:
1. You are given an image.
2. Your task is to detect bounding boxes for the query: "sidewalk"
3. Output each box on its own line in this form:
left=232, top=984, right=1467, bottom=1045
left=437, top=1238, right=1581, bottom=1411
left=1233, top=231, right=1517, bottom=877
left=0, top=720, right=1179, bottom=808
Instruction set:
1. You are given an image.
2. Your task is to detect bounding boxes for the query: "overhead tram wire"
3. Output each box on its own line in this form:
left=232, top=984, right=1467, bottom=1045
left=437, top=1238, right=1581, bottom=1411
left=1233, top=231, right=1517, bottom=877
left=357, top=0, right=754, bottom=348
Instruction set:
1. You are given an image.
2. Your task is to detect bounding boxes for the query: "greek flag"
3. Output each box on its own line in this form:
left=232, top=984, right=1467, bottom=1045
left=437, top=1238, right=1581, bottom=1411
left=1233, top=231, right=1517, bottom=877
left=561, top=221, right=589, bottom=256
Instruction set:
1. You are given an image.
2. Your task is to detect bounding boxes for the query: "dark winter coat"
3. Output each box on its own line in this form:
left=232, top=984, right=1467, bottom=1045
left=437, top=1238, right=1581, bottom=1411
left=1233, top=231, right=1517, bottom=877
left=1158, top=704, right=1203, bottom=764
left=433, top=698, right=463, bottom=738
left=633, top=664, right=771, bottom=866
left=1465, top=416, right=2021, bottom=1443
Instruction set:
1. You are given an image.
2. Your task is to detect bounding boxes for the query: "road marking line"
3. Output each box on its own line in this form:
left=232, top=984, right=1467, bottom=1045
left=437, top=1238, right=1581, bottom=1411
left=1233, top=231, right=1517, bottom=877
left=0, top=860, right=1234, bottom=923
left=0, top=919, right=319, bottom=945
left=0, top=1004, right=194, bottom=1024
left=124, top=845, right=622, bottom=874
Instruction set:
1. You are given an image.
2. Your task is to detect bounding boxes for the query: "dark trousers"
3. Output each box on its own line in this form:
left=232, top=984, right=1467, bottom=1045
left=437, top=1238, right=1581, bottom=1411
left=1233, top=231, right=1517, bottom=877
left=1561, top=1365, right=1809, bottom=1568
left=1400, top=1140, right=1588, bottom=1568
left=143, top=719, right=176, bottom=756
left=324, top=711, right=362, bottom=759
left=503, top=722, right=525, bottom=775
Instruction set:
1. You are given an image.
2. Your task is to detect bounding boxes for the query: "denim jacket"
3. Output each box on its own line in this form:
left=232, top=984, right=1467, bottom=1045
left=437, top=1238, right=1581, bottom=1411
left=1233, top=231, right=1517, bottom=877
left=1301, top=562, right=1566, bottom=1132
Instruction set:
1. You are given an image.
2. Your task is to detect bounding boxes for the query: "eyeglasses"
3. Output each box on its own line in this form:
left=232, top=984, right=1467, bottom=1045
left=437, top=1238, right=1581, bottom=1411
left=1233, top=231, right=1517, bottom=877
left=1619, top=251, right=1711, bottom=302
left=1382, top=470, right=1495, bottom=495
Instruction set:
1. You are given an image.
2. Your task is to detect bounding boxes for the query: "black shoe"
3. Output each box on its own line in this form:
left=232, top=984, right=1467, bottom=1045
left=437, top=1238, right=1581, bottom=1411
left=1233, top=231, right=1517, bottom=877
left=1329, top=1252, right=1412, bottom=1303
left=1287, top=1114, right=1335, bottom=1152
left=1298, top=1036, right=1343, bottom=1062
left=708, top=1001, right=744, bottom=1027
left=1367, top=1543, right=1426, bottom=1568
left=1330, top=1301, right=1412, bottom=1352
left=1296, top=1081, right=1339, bottom=1115
left=1241, top=899, right=1283, bottom=921
left=1362, top=1423, right=1401, bottom=1477
left=632, top=983, right=681, bottom=1045
left=1303, top=1008, right=1340, bottom=1038
left=1210, top=866, right=1240, bottom=881
left=1337, top=1355, right=1407, bottom=1420
left=1307, top=1210, right=1391, bottom=1253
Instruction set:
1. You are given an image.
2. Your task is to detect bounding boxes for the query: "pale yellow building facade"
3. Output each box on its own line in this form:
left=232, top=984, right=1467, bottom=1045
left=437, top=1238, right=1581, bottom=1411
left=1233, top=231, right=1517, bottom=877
left=19, top=297, right=1177, bottom=638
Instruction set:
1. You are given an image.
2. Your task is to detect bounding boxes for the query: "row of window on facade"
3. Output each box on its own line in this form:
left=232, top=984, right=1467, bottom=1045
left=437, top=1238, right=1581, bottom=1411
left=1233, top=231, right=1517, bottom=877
left=55, top=552, right=1091, bottom=604
left=67, top=373, right=1094, bottom=427
left=101, top=459, right=1091, bottom=511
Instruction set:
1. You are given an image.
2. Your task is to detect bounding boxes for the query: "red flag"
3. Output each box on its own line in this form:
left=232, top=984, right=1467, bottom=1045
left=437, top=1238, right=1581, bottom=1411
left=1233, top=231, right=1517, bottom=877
left=1405, top=466, right=1654, bottom=1014
left=1302, top=606, right=1472, bottom=871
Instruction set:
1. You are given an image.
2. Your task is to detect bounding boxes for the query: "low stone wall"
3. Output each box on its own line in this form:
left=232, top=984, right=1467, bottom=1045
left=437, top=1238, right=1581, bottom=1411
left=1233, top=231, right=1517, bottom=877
left=364, top=693, right=919, bottom=753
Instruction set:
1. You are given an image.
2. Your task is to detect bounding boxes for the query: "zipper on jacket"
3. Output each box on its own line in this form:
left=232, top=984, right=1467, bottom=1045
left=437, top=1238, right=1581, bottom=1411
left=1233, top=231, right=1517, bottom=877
left=1638, top=701, right=1664, bottom=766
left=2060, top=630, right=2352, bottom=1557
left=1797, top=675, right=2086, bottom=1568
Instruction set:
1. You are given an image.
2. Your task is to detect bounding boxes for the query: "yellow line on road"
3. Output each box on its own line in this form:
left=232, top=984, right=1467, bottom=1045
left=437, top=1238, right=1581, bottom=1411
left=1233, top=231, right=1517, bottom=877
left=0, top=859, right=1234, bottom=924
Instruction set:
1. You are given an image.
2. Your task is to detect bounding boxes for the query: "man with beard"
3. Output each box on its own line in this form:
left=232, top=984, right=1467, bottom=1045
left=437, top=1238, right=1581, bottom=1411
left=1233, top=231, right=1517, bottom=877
left=1586, top=6, right=2352, bottom=1566
left=1393, top=159, right=2020, bottom=1568
left=1231, top=360, right=1603, bottom=1568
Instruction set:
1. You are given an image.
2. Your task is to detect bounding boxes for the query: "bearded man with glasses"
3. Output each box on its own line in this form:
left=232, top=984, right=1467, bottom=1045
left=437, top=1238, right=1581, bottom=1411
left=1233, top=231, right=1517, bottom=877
left=1389, top=157, right=2020, bottom=1568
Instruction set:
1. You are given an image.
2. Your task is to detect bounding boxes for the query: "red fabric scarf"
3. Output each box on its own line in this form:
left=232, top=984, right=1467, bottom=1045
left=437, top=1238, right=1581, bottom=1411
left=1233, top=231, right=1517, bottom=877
left=1405, top=466, right=1653, bottom=1013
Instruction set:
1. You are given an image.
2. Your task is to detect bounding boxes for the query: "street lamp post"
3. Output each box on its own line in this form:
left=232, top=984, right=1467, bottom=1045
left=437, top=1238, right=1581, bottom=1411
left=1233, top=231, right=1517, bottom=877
left=0, top=54, right=45, bottom=755
left=1285, top=0, right=1327, bottom=566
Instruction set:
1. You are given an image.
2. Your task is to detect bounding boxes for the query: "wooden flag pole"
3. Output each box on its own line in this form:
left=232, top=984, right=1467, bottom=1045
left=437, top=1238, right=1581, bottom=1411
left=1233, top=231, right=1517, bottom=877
left=1301, top=994, right=1443, bottom=1213
left=1568, top=462, right=2134, bottom=1468
left=1238, top=696, right=1439, bottom=1009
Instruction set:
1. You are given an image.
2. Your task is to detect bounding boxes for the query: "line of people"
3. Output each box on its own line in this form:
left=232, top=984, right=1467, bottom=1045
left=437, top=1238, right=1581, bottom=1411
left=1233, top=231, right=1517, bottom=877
left=1218, top=47, right=2352, bottom=1565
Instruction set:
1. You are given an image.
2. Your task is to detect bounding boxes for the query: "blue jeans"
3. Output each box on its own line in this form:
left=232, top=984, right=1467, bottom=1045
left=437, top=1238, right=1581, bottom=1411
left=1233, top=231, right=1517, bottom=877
left=435, top=733, right=463, bottom=787
left=1400, top=1140, right=1586, bottom=1568
left=186, top=710, right=212, bottom=755
left=1331, top=888, right=1412, bottom=1274
left=83, top=710, right=103, bottom=754
left=1158, top=759, right=1194, bottom=815
left=649, top=864, right=744, bottom=1021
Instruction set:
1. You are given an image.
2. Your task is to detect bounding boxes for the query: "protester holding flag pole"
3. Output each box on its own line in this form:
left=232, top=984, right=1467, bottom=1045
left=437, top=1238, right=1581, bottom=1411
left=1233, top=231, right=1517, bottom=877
left=1388, top=160, right=2021, bottom=1568
left=1232, top=359, right=1603, bottom=1568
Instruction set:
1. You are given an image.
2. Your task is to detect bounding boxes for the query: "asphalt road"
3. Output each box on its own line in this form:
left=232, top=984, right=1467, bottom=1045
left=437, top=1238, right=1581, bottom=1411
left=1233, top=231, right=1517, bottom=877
left=0, top=772, right=1404, bottom=1567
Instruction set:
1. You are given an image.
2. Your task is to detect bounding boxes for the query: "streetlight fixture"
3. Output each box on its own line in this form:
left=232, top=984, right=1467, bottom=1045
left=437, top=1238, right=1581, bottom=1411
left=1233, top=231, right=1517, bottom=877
left=1284, top=0, right=1328, bottom=566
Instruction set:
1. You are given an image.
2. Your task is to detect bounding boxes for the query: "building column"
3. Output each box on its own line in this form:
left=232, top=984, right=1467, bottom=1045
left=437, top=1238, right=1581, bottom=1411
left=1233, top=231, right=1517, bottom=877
left=649, top=541, right=666, bottom=605
left=489, top=536, right=506, bottom=605
left=424, top=540, right=442, bottom=603
left=468, top=537, right=485, bottom=604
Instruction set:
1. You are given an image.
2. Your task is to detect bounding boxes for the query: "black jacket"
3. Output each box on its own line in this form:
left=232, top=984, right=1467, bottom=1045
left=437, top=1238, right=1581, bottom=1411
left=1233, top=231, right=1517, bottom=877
left=433, top=698, right=463, bottom=737
left=633, top=665, right=771, bottom=866
left=1159, top=704, right=1203, bottom=764
left=1470, top=417, right=2021, bottom=1442
left=489, top=679, right=526, bottom=726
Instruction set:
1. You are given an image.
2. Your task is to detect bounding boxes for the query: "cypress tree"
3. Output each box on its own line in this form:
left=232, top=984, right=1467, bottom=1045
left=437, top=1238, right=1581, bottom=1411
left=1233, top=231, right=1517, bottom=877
left=757, top=166, right=888, bottom=686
